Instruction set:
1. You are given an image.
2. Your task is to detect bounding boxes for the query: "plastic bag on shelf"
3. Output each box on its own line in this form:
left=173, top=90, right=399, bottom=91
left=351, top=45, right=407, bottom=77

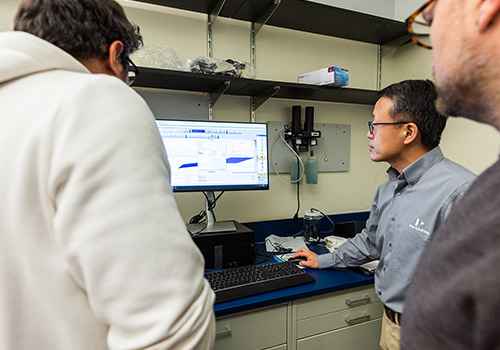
left=188, top=56, right=254, bottom=78
left=132, top=43, right=190, bottom=71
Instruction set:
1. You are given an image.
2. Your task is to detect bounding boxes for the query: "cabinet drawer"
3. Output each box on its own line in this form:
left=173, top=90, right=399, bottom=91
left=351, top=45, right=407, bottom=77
left=297, top=318, right=382, bottom=350
left=264, top=345, right=287, bottom=350
left=214, top=305, right=287, bottom=350
left=297, top=302, right=383, bottom=338
left=296, top=285, right=377, bottom=320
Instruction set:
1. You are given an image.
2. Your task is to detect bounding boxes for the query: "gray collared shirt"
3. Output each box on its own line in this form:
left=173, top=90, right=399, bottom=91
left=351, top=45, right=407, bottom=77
left=317, top=147, right=476, bottom=313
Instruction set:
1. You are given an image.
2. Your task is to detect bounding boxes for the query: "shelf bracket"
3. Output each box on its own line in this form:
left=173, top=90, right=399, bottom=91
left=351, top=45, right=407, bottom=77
left=208, top=80, right=230, bottom=120
left=378, top=34, right=411, bottom=90
left=250, top=0, right=281, bottom=72
left=207, top=0, right=227, bottom=57
left=380, top=34, right=412, bottom=58
left=250, top=85, right=280, bottom=122
left=253, top=0, right=281, bottom=36
left=377, top=45, right=382, bottom=91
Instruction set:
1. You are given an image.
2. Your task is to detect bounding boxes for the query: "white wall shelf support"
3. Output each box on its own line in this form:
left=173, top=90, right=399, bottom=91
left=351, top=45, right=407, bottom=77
left=380, top=34, right=411, bottom=58
left=250, top=0, right=281, bottom=71
left=207, top=0, right=227, bottom=57
left=208, top=80, right=230, bottom=120
left=251, top=86, right=280, bottom=122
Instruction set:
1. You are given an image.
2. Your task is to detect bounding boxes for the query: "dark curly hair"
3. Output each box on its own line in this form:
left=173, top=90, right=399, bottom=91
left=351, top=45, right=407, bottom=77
left=14, top=0, right=143, bottom=60
left=377, top=79, right=448, bottom=151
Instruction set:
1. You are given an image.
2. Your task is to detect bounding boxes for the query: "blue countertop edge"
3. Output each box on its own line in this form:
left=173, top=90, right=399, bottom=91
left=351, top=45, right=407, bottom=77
left=214, top=267, right=374, bottom=317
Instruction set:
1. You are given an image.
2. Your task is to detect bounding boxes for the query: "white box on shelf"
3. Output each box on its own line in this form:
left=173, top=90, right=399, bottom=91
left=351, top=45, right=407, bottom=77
left=297, top=66, right=349, bottom=87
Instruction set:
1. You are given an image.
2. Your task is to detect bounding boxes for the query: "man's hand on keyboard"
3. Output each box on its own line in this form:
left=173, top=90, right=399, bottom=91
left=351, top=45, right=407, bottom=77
left=292, top=248, right=319, bottom=269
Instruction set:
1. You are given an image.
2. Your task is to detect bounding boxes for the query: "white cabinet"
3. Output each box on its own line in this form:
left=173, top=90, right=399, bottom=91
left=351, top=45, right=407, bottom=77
left=294, top=285, right=383, bottom=350
left=214, top=285, right=382, bottom=350
left=296, top=319, right=381, bottom=350
left=214, top=304, right=288, bottom=350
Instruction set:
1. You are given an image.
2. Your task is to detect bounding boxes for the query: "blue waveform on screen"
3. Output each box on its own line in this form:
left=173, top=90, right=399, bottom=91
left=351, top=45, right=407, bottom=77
left=226, top=157, right=253, bottom=164
left=177, top=157, right=253, bottom=169
left=179, top=163, right=198, bottom=169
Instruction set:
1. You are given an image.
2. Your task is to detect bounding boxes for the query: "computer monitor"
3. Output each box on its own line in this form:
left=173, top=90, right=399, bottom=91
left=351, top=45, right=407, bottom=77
left=155, top=119, right=269, bottom=233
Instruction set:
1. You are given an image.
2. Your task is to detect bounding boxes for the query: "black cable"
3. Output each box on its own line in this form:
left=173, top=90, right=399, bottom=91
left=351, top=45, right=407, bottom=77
left=310, top=207, right=335, bottom=234
left=187, top=222, right=208, bottom=236
left=189, top=210, right=206, bottom=224
left=265, top=238, right=293, bottom=254
left=187, top=191, right=225, bottom=236
left=189, top=191, right=225, bottom=224
left=207, top=191, right=224, bottom=222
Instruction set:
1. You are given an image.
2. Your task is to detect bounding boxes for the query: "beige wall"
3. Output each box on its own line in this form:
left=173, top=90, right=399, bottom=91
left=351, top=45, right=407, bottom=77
left=3, top=0, right=498, bottom=225
left=116, top=1, right=386, bottom=223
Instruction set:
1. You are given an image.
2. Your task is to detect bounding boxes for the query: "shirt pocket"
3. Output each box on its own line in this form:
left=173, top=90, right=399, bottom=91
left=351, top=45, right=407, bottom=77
left=397, top=227, right=432, bottom=279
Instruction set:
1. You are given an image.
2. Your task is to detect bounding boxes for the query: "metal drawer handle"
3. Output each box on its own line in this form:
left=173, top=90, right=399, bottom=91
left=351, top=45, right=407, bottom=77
left=215, top=327, right=232, bottom=340
left=345, top=313, right=371, bottom=325
left=345, top=295, right=371, bottom=307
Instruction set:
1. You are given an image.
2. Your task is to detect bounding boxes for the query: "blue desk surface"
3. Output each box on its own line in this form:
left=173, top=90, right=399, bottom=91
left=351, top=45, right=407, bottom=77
left=214, top=264, right=374, bottom=317
left=214, top=215, right=374, bottom=317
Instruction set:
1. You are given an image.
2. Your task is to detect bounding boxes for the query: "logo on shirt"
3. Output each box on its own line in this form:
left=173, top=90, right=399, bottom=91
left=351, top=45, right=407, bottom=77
left=409, top=218, right=430, bottom=235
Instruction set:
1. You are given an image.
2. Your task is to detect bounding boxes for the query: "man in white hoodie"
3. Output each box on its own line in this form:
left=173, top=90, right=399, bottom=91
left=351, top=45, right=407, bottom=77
left=0, top=1, right=215, bottom=349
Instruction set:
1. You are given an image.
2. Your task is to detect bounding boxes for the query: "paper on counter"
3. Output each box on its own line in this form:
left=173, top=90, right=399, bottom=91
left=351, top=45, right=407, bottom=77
left=265, top=234, right=308, bottom=253
left=324, top=235, right=348, bottom=252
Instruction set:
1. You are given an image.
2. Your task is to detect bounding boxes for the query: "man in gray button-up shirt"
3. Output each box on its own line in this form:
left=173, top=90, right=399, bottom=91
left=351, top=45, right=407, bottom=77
left=293, top=79, right=476, bottom=350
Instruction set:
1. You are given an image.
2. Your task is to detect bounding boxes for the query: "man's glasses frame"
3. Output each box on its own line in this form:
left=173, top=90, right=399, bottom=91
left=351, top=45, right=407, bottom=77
left=125, top=57, right=139, bottom=86
left=368, top=121, right=411, bottom=134
left=405, top=0, right=437, bottom=50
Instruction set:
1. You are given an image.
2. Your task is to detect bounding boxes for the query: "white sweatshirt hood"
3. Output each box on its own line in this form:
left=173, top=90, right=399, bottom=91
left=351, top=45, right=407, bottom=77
left=0, top=31, right=89, bottom=85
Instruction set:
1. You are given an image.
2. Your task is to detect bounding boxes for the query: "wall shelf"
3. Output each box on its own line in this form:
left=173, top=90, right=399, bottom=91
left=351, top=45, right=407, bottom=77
left=132, top=0, right=408, bottom=106
left=135, top=67, right=378, bottom=105
left=134, top=0, right=409, bottom=45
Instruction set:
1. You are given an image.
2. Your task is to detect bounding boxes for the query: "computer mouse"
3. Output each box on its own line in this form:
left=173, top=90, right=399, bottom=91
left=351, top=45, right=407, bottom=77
left=288, top=256, right=307, bottom=265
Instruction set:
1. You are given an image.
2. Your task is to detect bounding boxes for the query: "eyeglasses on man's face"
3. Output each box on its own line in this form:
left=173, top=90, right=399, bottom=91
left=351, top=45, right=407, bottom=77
left=124, top=57, right=139, bottom=86
left=405, top=0, right=437, bottom=50
left=368, top=121, right=411, bottom=134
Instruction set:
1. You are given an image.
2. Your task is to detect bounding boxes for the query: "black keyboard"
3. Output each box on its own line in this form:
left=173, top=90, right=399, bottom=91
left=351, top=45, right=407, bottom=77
left=205, top=262, right=315, bottom=304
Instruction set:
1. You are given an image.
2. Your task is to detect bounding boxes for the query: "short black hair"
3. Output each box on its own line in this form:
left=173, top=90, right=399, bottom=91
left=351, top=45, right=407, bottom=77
left=14, top=0, right=143, bottom=60
left=377, top=79, right=447, bottom=150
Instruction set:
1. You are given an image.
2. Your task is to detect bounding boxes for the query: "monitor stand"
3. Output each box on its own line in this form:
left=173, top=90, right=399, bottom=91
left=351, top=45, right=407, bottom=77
left=187, top=191, right=236, bottom=234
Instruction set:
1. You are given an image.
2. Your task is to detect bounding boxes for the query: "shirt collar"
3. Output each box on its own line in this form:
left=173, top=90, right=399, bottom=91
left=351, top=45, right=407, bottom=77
left=386, top=146, right=445, bottom=186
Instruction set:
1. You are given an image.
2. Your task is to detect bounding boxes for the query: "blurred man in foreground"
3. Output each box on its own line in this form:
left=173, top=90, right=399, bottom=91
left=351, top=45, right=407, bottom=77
left=401, top=1, right=500, bottom=349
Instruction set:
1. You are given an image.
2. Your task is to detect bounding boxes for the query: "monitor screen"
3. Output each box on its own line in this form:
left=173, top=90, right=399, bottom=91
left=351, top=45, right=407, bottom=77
left=155, top=119, right=269, bottom=192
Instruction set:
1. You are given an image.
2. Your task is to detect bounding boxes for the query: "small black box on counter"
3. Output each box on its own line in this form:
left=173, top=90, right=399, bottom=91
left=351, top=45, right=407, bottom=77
left=192, top=221, right=255, bottom=270
left=334, top=221, right=366, bottom=238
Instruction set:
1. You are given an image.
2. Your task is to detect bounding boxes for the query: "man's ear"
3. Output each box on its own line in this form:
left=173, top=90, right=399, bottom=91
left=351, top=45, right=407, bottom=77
left=106, top=40, right=125, bottom=78
left=403, top=123, right=419, bottom=145
left=477, top=0, right=500, bottom=32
